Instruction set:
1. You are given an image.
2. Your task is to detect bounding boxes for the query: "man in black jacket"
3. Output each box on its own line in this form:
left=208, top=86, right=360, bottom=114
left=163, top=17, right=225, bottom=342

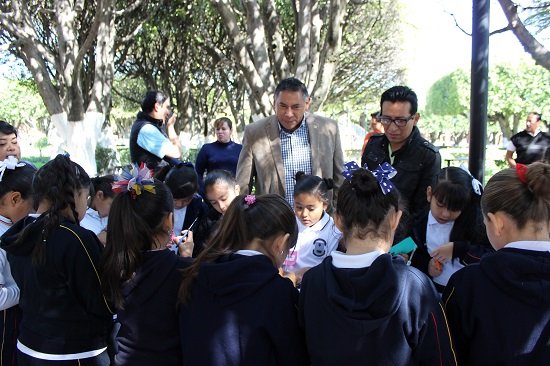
left=505, top=112, right=550, bottom=167
left=361, top=86, right=441, bottom=241
left=129, top=90, right=182, bottom=171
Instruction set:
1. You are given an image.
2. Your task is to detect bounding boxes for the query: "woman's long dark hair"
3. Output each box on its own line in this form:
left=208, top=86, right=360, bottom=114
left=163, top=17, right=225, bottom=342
left=100, top=179, right=174, bottom=309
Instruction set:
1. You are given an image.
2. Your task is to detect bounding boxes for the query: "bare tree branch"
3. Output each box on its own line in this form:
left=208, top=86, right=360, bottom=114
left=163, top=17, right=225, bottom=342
left=489, top=25, right=512, bottom=35
left=114, top=0, right=144, bottom=16
left=498, top=0, right=550, bottom=71
left=73, top=0, right=103, bottom=82
left=445, top=11, right=471, bottom=36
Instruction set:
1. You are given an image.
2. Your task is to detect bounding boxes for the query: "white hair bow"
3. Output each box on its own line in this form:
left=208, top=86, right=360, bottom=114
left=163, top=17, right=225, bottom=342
left=459, top=164, right=483, bottom=196
left=0, top=156, right=26, bottom=182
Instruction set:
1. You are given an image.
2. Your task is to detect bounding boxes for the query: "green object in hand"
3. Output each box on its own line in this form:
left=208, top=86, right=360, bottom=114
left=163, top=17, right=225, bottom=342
left=389, top=236, right=418, bottom=255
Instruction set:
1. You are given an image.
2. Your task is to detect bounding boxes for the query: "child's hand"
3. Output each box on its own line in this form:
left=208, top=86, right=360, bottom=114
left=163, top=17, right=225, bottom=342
left=428, top=258, right=443, bottom=277
left=97, top=230, right=107, bottom=247
left=430, top=242, right=454, bottom=263
left=397, top=253, right=409, bottom=262
left=280, top=270, right=298, bottom=286
left=178, top=231, right=194, bottom=258
left=293, top=267, right=311, bottom=286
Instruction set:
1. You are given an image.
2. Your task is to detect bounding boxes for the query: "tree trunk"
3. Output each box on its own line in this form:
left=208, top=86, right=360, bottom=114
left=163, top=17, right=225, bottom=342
left=211, top=0, right=273, bottom=116
left=310, top=0, right=348, bottom=111
left=0, top=0, right=119, bottom=176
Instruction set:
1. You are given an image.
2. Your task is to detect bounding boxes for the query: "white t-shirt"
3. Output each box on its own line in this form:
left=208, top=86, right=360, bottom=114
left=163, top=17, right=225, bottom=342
left=283, top=213, right=341, bottom=272
left=426, top=211, right=464, bottom=286
left=80, top=208, right=108, bottom=235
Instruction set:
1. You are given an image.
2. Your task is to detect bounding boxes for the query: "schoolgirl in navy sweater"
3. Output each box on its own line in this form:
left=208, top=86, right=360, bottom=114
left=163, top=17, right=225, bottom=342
left=178, top=194, right=308, bottom=366
left=299, top=162, right=456, bottom=365
left=101, top=166, right=189, bottom=366
left=443, top=162, right=550, bottom=365
left=0, top=157, right=35, bottom=366
left=158, top=163, right=207, bottom=256
left=410, top=167, right=493, bottom=292
left=181, top=169, right=240, bottom=258
left=1, top=155, right=112, bottom=366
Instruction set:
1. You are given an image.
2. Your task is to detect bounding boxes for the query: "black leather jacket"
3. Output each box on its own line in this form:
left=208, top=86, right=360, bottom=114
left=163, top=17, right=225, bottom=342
left=361, top=127, right=441, bottom=238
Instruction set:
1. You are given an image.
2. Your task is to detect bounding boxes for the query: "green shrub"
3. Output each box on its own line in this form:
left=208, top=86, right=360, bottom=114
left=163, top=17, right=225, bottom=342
left=24, top=156, right=50, bottom=168
left=95, top=146, right=117, bottom=174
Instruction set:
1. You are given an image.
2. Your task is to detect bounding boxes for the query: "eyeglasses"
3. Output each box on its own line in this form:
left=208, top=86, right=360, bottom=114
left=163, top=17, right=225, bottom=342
left=376, top=115, right=413, bottom=127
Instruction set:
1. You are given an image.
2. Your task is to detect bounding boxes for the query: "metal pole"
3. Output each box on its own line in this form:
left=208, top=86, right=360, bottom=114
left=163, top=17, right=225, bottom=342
left=469, top=0, right=490, bottom=182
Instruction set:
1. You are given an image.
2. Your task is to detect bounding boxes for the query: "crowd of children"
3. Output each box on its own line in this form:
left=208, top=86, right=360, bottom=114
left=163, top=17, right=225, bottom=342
left=0, top=134, right=549, bottom=365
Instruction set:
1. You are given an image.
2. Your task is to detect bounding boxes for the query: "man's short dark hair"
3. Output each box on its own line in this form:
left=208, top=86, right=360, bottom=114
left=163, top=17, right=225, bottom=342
left=380, top=86, right=418, bottom=115
left=274, top=77, right=309, bottom=100
left=530, top=112, right=542, bottom=122
left=141, top=90, right=169, bottom=113
left=0, top=120, right=17, bottom=136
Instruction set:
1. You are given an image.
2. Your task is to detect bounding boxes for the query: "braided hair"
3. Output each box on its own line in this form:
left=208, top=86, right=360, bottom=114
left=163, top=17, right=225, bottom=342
left=16, top=154, right=90, bottom=265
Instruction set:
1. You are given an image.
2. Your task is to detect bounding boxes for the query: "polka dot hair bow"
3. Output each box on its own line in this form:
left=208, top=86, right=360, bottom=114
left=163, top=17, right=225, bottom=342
left=371, top=162, right=397, bottom=195
left=341, top=161, right=361, bottom=180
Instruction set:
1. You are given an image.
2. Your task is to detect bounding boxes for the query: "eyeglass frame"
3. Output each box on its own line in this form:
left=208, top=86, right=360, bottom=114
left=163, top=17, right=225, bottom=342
left=376, top=115, right=414, bottom=128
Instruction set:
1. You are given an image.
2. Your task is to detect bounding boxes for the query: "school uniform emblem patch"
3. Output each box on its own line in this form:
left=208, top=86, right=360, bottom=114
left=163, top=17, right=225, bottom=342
left=312, top=238, right=327, bottom=257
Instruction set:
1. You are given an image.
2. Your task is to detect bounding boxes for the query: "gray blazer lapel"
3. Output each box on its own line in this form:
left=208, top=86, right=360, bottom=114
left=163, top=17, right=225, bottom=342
left=266, top=117, right=285, bottom=192
left=307, top=114, right=322, bottom=175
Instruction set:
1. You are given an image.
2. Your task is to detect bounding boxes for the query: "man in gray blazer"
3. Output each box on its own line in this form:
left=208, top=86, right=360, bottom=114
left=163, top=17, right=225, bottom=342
left=236, top=77, right=344, bottom=208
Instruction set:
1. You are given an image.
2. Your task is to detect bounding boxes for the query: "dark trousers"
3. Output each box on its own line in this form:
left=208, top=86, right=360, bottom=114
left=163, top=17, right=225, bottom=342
left=16, top=350, right=109, bottom=366
left=0, top=306, right=21, bottom=366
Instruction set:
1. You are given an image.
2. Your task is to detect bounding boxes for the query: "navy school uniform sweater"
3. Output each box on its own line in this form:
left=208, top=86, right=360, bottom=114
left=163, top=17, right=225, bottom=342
left=190, top=207, right=222, bottom=258
left=114, top=249, right=191, bottom=366
left=411, top=212, right=493, bottom=279
left=176, top=195, right=207, bottom=235
left=299, top=254, right=457, bottom=366
left=179, top=253, right=309, bottom=366
left=443, top=245, right=550, bottom=366
left=0, top=214, right=112, bottom=355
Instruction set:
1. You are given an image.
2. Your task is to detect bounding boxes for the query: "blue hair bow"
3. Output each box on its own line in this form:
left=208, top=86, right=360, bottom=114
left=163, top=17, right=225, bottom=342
left=371, top=162, right=397, bottom=195
left=341, top=161, right=360, bottom=180
left=341, top=161, right=397, bottom=195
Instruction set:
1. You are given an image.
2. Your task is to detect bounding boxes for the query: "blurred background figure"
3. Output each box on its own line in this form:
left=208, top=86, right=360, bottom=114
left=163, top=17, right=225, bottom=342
left=505, top=112, right=550, bottom=167
left=195, top=117, right=242, bottom=194
left=360, top=111, right=384, bottom=156
left=81, top=175, right=116, bottom=245
left=0, top=121, right=21, bottom=161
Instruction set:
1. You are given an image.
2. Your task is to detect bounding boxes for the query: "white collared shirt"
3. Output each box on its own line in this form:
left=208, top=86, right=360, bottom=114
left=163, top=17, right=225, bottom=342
left=331, top=250, right=386, bottom=269
left=0, top=214, right=12, bottom=236
left=80, top=208, right=108, bottom=235
left=505, top=241, right=550, bottom=252
left=426, top=211, right=464, bottom=286
left=173, top=206, right=188, bottom=233
left=283, top=213, right=341, bottom=272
